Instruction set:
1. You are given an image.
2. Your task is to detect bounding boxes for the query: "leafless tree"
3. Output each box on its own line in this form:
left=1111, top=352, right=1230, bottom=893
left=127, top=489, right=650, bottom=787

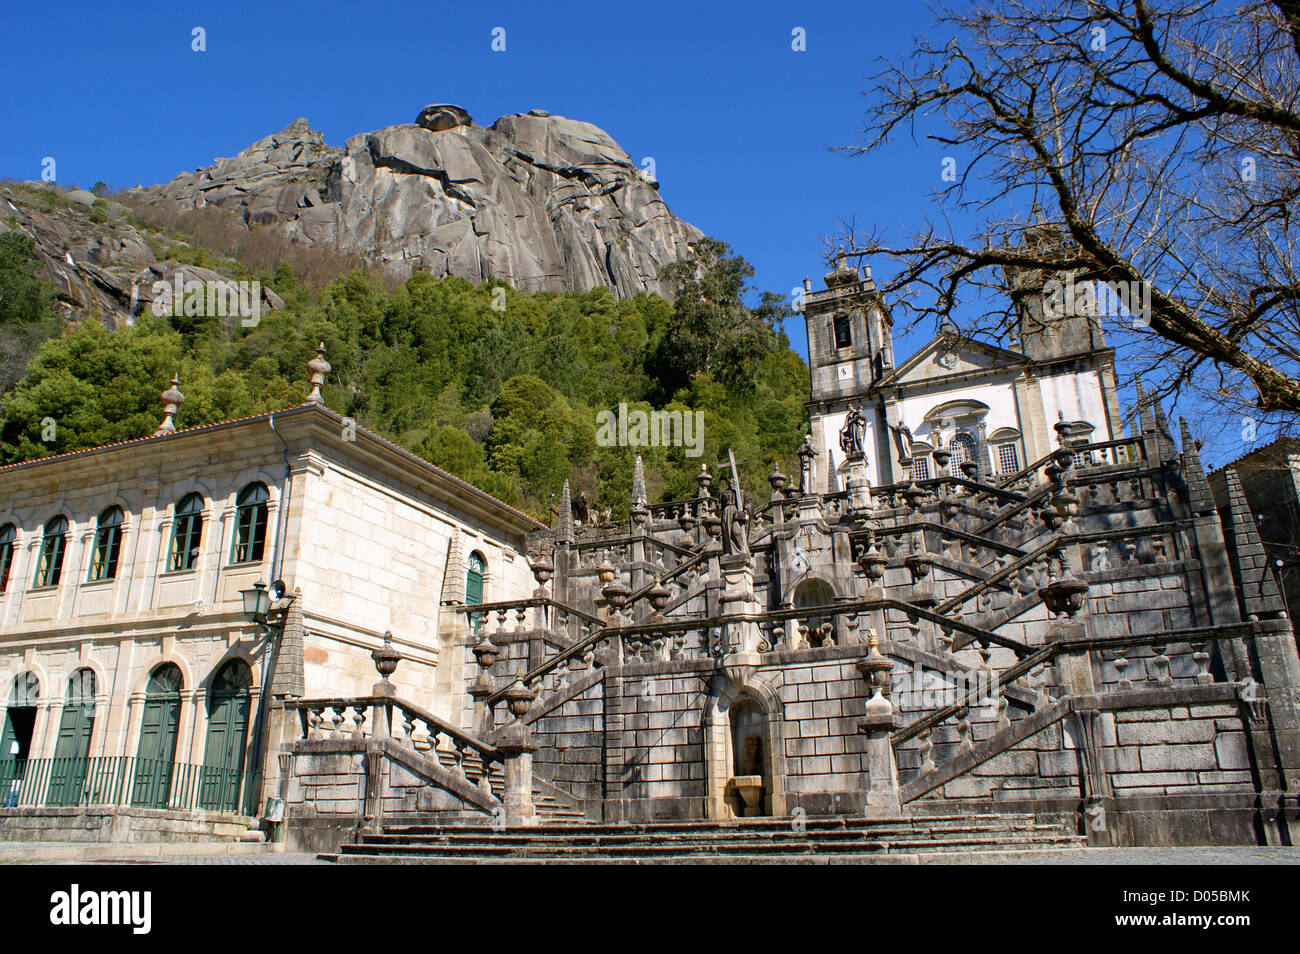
left=840, top=0, right=1300, bottom=448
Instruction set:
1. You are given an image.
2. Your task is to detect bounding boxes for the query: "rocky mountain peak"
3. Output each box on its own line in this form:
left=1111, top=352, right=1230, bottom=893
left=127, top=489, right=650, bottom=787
left=140, top=104, right=702, bottom=298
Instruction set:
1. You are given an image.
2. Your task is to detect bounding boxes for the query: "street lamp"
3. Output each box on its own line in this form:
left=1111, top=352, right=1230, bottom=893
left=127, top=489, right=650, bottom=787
left=241, top=581, right=271, bottom=626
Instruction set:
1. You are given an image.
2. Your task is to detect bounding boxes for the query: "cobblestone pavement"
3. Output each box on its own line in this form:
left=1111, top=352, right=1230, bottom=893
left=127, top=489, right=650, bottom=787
left=939, top=846, right=1300, bottom=864
left=6, top=846, right=1297, bottom=864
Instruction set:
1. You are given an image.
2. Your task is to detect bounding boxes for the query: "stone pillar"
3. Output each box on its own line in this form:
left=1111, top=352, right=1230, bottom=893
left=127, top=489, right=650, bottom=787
left=718, top=555, right=762, bottom=688
left=175, top=689, right=199, bottom=767
left=857, top=631, right=901, bottom=816
left=845, top=455, right=871, bottom=515
left=497, top=678, right=538, bottom=827
left=33, top=698, right=58, bottom=760
left=498, top=723, right=538, bottom=828
left=122, top=692, right=146, bottom=762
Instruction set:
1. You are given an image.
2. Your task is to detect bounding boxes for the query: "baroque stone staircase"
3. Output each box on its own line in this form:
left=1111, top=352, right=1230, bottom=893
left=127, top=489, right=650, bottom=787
left=319, top=812, right=1085, bottom=864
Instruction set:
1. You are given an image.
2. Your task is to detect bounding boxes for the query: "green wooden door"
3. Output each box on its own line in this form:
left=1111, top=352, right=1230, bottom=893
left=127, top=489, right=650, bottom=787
left=0, top=710, right=19, bottom=807
left=48, top=704, right=94, bottom=806
left=1, top=706, right=35, bottom=807
left=133, top=665, right=182, bottom=807
left=200, top=662, right=251, bottom=812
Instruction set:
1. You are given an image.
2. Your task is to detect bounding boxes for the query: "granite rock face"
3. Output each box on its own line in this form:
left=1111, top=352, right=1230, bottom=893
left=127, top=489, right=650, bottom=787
left=0, top=184, right=284, bottom=328
left=145, top=106, right=703, bottom=297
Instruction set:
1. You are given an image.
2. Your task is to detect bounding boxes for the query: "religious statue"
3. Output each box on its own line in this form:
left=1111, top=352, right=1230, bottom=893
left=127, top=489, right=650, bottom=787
left=720, top=450, right=751, bottom=556
left=889, top=421, right=914, bottom=460
left=839, top=404, right=867, bottom=460
left=797, top=435, right=816, bottom=494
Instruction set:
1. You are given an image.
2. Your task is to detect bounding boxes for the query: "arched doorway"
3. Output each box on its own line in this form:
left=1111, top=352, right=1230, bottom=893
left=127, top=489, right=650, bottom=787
left=49, top=670, right=96, bottom=806
left=793, top=578, right=837, bottom=647
left=133, top=664, right=182, bottom=808
left=200, top=660, right=252, bottom=812
left=0, top=673, right=39, bottom=807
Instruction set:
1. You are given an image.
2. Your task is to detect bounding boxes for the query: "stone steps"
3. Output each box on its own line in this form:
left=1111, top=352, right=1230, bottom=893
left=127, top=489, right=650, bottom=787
left=322, top=812, right=1085, bottom=864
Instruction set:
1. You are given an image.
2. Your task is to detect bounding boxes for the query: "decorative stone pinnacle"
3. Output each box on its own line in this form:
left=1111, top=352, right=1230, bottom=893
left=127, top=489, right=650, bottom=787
left=154, top=373, right=184, bottom=436
left=307, top=342, right=331, bottom=405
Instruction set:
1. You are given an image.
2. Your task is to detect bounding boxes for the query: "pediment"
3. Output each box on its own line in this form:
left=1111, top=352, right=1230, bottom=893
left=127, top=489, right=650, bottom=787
left=894, top=334, right=1024, bottom=384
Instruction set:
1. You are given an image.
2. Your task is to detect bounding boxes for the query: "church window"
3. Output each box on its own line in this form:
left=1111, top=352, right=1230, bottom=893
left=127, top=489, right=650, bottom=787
left=949, top=433, right=978, bottom=464
left=911, top=456, right=930, bottom=480
left=996, top=443, right=1020, bottom=475
left=833, top=313, right=852, bottom=349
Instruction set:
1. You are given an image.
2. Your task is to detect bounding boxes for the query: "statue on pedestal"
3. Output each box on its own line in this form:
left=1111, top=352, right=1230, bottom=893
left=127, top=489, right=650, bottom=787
left=840, top=404, right=867, bottom=460
left=720, top=450, right=751, bottom=557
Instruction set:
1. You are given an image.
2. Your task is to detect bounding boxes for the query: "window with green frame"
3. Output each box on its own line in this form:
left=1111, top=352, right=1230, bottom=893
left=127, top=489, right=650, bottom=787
left=467, top=551, right=485, bottom=634
left=33, top=516, right=69, bottom=588
left=0, top=524, right=14, bottom=594
left=230, top=483, right=269, bottom=565
left=169, top=494, right=204, bottom=572
left=88, top=506, right=124, bottom=582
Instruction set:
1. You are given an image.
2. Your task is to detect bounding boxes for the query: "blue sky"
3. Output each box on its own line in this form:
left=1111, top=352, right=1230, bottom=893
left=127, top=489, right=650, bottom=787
left=0, top=0, right=952, bottom=362
left=3, top=0, right=1242, bottom=461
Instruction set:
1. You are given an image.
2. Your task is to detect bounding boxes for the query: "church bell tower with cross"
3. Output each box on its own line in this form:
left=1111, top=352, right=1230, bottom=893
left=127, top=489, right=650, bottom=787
left=802, top=253, right=897, bottom=492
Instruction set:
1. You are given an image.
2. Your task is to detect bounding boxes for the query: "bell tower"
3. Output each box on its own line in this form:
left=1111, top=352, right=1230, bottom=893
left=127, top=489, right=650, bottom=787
left=803, top=254, right=894, bottom=405
left=802, top=254, right=896, bottom=491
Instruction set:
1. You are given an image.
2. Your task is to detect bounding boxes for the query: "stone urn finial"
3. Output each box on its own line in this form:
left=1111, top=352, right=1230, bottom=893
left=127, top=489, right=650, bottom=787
left=154, top=373, right=185, bottom=436
left=371, top=630, right=402, bottom=693
left=306, top=342, right=331, bottom=405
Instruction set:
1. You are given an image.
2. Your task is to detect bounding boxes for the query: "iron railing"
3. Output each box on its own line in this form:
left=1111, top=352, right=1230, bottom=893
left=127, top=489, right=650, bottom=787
left=0, top=755, right=260, bottom=817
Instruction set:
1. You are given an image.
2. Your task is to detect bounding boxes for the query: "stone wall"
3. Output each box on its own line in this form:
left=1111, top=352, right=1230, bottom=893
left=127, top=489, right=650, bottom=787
left=0, top=806, right=250, bottom=843
left=280, top=738, right=501, bottom=852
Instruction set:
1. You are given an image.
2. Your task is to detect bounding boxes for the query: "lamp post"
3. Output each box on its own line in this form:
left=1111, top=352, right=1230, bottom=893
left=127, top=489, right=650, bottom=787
left=239, top=579, right=292, bottom=840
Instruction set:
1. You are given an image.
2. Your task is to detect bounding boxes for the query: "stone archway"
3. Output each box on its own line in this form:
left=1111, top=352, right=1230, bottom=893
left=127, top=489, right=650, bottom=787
left=703, top=676, right=789, bottom=819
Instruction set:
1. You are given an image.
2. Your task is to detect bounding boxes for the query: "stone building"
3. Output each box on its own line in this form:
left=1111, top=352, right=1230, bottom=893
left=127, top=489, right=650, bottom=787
left=1209, top=437, right=1300, bottom=624
left=268, top=262, right=1300, bottom=858
left=0, top=351, right=540, bottom=842
left=4, top=262, right=1300, bottom=858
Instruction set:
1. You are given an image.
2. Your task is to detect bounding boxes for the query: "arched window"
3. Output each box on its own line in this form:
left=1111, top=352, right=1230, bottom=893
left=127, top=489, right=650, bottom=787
left=49, top=670, right=97, bottom=806
left=88, top=506, right=124, bottom=582
left=466, top=551, right=486, bottom=634
left=832, top=313, right=852, bottom=349
left=231, top=483, right=269, bottom=565
left=169, top=494, right=204, bottom=572
left=33, top=516, right=69, bottom=588
left=134, top=664, right=183, bottom=807
left=0, top=524, right=14, bottom=594
left=201, top=660, right=253, bottom=812
left=948, top=432, right=978, bottom=465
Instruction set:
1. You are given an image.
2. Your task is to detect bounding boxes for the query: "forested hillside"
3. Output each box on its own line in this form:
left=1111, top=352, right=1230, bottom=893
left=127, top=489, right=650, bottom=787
left=0, top=222, right=809, bottom=520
